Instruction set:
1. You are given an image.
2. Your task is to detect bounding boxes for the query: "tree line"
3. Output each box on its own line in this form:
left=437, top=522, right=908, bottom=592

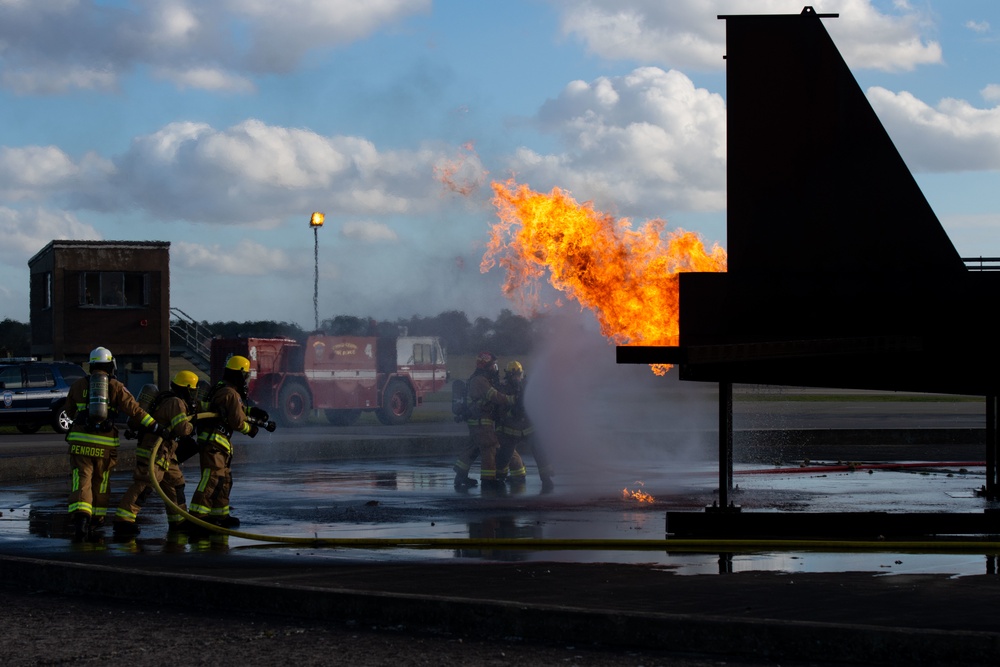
left=198, top=309, right=541, bottom=356
left=0, top=310, right=546, bottom=359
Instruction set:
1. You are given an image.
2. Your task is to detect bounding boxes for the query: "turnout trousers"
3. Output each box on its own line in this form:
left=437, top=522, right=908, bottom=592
left=115, top=454, right=188, bottom=526
left=68, top=450, right=117, bottom=520
left=189, top=444, right=233, bottom=520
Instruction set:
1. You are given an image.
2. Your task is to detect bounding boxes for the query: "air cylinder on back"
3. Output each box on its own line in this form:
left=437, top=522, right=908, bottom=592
left=136, top=383, right=160, bottom=413
left=88, top=372, right=109, bottom=427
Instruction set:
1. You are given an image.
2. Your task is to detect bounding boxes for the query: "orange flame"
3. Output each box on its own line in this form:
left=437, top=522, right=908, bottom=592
left=434, top=142, right=487, bottom=196
left=483, top=179, right=727, bottom=374
left=622, top=483, right=655, bottom=503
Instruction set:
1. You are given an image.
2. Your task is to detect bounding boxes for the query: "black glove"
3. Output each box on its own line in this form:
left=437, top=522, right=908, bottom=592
left=176, top=436, right=198, bottom=464
left=247, top=423, right=259, bottom=438
left=247, top=406, right=269, bottom=423
left=149, top=422, right=165, bottom=439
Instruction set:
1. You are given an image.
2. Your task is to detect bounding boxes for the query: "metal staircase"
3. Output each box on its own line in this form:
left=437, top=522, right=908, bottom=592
left=169, top=307, right=213, bottom=374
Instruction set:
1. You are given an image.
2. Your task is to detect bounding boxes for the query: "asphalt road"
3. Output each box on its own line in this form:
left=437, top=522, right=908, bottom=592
left=0, top=393, right=988, bottom=454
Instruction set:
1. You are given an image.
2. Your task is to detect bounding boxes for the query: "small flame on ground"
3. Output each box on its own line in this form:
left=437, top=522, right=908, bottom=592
left=483, top=179, right=727, bottom=374
left=622, top=482, right=655, bottom=503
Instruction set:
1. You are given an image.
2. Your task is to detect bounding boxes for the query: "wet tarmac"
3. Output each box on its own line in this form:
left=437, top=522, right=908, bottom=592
left=3, top=419, right=1000, bottom=664
left=2, top=450, right=997, bottom=577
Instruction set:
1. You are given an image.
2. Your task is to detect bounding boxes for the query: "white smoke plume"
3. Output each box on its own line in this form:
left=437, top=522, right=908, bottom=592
left=523, top=309, right=720, bottom=501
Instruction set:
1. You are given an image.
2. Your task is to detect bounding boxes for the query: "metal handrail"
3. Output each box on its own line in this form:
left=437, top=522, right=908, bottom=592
left=169, top=307, right=213, bottom=364
left=962, top=257, right=1000, bottom=271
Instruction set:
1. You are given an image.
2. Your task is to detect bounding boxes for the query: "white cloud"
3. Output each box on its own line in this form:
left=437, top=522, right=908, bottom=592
left=172, top=239, right=293, bottom=276
left=553, top=0, right=941, bottom=73
left=340, top=220, right=399, bottom=242
left=982, top=84, right=1000, bottom=103
left=0, top=146, right=115, bottom=202
left=0, top=207, right=102, bottom=264
left=153, top=67, right=256, bottom=93
left=0, top=0, right=430, bottom=93
left=965, top=20, right=990, bottom=34
left=1, top=65, right=119, bottom=95
left=508, top=66, right=727, bottom=216
left=111, top=120, right=458, bottom=225
left=867, top=87, right=1000, bottom=171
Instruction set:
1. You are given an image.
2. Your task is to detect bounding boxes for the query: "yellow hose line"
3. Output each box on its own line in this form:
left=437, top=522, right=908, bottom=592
left=147, top=415, right=1000, bottom=553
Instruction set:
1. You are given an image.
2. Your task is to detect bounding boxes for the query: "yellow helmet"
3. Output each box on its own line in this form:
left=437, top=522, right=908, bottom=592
left=225, top=355, right=251, bottom=373
left=505, top=360, right=523, bottom=375
left=171, top=370, right=199, bottom=390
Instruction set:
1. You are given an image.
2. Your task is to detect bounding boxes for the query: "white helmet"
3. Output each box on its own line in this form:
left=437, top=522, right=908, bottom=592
left=89, top=346, right=116, bottom=375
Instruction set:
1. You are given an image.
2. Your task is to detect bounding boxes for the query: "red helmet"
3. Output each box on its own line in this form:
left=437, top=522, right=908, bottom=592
left=475, top=351, right=497, bottom=369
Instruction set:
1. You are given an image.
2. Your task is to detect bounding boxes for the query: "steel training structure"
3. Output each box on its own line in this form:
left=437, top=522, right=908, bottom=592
left=617, top=7, right=1000, bottom=537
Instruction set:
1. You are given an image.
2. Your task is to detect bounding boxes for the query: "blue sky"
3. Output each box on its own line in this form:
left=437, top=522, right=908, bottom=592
left=0, top=0, right=997, bottom=329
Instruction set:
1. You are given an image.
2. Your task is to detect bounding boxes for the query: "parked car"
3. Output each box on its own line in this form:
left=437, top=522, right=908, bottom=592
left=0, top=359, right=87, bottom=434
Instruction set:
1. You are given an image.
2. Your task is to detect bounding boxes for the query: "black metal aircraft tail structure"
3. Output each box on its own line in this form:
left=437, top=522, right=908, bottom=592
left=617, top=7, right=1000, bottom=534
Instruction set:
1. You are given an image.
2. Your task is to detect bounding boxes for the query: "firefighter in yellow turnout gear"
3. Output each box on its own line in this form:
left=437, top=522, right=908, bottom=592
left=189, top=355, right=270, bottom=530
left=64, top=347, right=163, bottom=541
left=452, top=352, right=518, bottom=493
left=496, top=361, right=554, bottom=493
left=112, top=371, right=201, bottom=536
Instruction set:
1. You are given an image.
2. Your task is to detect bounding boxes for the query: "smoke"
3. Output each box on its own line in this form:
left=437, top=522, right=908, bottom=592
left=524, top=308, right=719, bottom=500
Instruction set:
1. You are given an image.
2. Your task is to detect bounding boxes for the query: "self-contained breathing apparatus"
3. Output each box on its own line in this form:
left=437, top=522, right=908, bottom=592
left=79, top=346, right=116, bottom=432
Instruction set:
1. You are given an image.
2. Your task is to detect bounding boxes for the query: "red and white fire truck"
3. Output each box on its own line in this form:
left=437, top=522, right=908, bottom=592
left=209, top=334, right=448, bottom=427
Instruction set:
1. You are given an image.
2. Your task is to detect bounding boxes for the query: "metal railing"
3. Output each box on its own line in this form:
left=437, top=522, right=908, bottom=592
left=169, top=307, right=213, bottom=370
left=962, top=257, right=1000, bottom=271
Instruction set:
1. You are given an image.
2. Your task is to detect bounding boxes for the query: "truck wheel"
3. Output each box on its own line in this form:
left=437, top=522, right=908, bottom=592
left=16, top=423, right=42, bottom=434
left=277, top=381, right=311, bottom=427
left=53, top=408, right=73, bottom=434
left=377, top=379, right=414, bottom=426
left=325, top=409, right=361, bottom=426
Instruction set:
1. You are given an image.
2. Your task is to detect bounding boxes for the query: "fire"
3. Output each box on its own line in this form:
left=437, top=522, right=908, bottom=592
left=483, top=179, right=727, bottom=374
left=622, top=482, right=655, bottom=504
left=434, top=142, right=487, bottom=196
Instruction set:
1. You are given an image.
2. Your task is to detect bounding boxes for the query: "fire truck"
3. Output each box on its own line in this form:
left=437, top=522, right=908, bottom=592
left=209, top=334, right=448, bottom=427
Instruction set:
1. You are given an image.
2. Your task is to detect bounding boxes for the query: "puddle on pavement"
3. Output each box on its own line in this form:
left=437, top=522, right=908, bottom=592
left=1, top=458, right=998, bottom=577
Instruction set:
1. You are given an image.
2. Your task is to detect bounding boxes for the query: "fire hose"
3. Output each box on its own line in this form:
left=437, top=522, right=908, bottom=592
left=146, top=415, right=1000, bottom=553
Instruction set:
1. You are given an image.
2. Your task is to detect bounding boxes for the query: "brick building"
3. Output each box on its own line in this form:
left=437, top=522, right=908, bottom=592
left=28, top=241, right=171, bottom=394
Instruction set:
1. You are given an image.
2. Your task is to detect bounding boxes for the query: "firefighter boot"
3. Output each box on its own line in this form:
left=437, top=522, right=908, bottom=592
left=71, top=513, right=90, bottom=542
left=507, top=475, right=527, bottom=495
left=218, top=515, right=240, bottom=529
left=540, top=476, right=555, bottom=494
left=479, top=478, right=506, bottom=496
left=453, top=471, right=479, bottom=489
left=113, top=520, right=141, bottom=537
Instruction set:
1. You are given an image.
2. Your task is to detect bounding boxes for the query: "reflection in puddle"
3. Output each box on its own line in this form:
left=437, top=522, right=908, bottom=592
left=2, top=459, right=998, bottom=577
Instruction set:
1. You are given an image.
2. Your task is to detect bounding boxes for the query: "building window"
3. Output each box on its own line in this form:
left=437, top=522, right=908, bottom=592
left=79, top=272, right=149, bottom=307
left=32, top=272, right=52, bottom=310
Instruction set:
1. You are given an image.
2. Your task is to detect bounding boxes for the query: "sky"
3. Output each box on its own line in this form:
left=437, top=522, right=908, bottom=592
left=0, top=0, right=998, bottom=330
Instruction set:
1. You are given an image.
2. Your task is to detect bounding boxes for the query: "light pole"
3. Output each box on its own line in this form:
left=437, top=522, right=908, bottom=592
left=309, top=212, right=325, bottom=331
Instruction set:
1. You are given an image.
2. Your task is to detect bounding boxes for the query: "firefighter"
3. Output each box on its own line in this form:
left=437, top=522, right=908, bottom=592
left=496, top=360, right=554, bottom=493
left=189, top=355, right=269, bottom=530
left=64, top=346, right=163, bottom=541
left=112, top=370, right=201, bottom=536
left=452, top=351, right=516, bottom=492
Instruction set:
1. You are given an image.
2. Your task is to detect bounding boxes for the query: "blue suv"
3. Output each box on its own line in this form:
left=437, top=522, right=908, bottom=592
left=0, top=359, right=86, bottom=434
